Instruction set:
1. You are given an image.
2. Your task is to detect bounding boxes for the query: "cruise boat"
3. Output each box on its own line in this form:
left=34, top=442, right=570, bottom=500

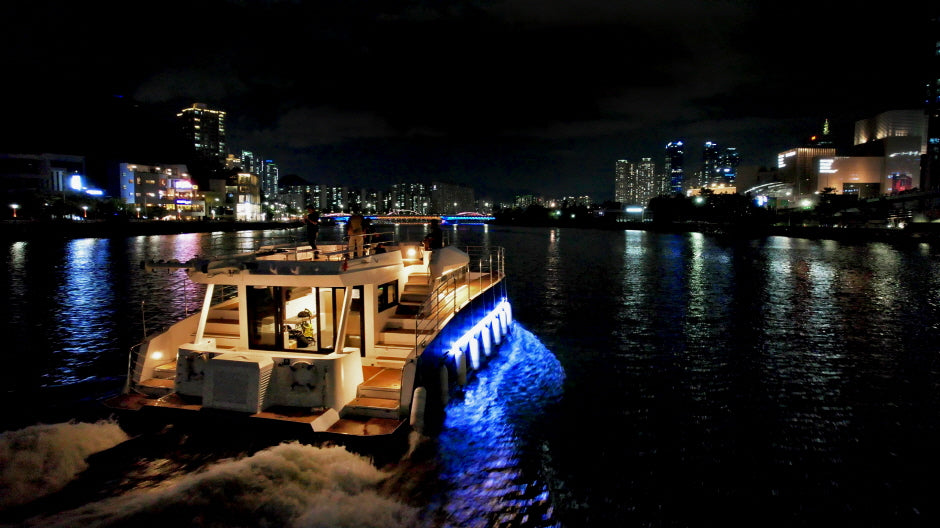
left=105, top=235, right=511, bottom=443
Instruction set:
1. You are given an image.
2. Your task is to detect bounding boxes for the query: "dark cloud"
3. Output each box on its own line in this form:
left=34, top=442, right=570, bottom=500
left=1, top=0, right=931, bottom=201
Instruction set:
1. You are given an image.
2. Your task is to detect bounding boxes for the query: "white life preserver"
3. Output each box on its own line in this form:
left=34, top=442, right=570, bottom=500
left=185, top=352, right=208, bottom=381
left=290, top=360, right=317, bottom=391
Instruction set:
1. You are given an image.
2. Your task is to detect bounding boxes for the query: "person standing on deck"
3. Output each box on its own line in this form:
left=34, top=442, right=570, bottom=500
left=424, top=219, right=443, bottom=250
left=347, top=212, right=364, bottom=257
left=304, top=206, right=320, bottom=251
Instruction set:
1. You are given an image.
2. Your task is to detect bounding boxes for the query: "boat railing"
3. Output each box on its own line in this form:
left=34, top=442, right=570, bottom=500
left=411, top=246, right=506, bottom=350
left=128, top=282, right=237, bottom=392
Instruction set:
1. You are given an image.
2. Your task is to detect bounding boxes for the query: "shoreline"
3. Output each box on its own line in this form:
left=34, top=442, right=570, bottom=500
left=0, top=219, right=302, bottom=241
left=2, top=218, right=939, bottom=245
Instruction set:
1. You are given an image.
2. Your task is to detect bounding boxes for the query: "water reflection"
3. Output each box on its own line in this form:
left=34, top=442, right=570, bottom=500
left=433, top=325, right=564, bottom=528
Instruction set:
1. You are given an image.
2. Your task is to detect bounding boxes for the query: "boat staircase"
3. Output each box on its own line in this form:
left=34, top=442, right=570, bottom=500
left=201, top=303, right=241, bottom=349
left=340, top=270, right=440, bottom=421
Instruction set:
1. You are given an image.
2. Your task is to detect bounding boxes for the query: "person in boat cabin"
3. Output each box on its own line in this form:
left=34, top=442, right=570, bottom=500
left=423, top=219, right=443, bottom=250
left=304, top=206, right=320, bottom=250
left=347, top=212, right=365, bottom=257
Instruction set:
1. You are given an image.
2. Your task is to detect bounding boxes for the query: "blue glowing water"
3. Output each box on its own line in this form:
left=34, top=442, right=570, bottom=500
left=2, top=225, right=940, bottom=527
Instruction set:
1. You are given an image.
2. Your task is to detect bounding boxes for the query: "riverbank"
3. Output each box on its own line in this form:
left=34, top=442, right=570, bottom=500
left=0, top=219, right=302, bottom=241
left=3, top=217, right=940, bottom=245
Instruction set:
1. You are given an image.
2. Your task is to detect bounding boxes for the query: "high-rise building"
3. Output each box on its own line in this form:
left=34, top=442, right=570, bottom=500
left=665, top=141, right=685, bottom=194
left=176, top=103, right=227, bottom=164
left=700, top=141, right=740, bottom=188
left=719, top=147, right=740, bottom=185
left=389, top=182, right=430, bottom=214
left=261, top=160, right=279, bottom=200
left=615, top=158, right=659, bottom=206
left=614, top=160, right=630, bottom=204
left=702, top=141, right=721, bottom=188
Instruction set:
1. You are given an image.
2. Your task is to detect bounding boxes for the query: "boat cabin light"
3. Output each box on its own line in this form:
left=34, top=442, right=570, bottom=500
left=405, top=247, right=418, bottom=258
left=150, top=351, right=164, bottom=360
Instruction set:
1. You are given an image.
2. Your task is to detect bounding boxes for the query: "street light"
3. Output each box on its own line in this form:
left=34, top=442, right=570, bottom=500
left=82, top=205, right=88, bottom=218
left=136, top=207, right=141, bottom=219
left=10, top=204, right=18, bottom=218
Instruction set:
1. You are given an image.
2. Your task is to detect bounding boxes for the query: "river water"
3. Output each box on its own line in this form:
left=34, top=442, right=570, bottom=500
left=1, top=224, right=939, bottom=527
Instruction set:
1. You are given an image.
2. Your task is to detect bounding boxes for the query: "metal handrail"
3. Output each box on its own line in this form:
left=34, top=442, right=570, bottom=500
left=410, top=246, right=505, bottom=351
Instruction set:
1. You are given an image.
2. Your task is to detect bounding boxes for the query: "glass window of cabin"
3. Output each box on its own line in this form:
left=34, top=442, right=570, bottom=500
left=377, top=280, right=398, bottom=312
left=246, top=286, right=282, bottom=349
left=317, top=288, right=336, bottom=352
left=344, top=286, right=365, bottom=356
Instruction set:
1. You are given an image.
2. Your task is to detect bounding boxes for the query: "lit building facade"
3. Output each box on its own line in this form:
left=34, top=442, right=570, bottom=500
left=665, top=141, right=685, bottom=194
left=231, top=172, right=262, bottom=221
left=777, top=146, right=837, bottom=200
left=853, top=109, right=927, bottom=192
left=615, top=158, right=659, bottom=206
left=816, top=156, right=884, bottom=198
left=118, top=163, right=204, bottom=219
left=176, top=103, right=227, bottom=163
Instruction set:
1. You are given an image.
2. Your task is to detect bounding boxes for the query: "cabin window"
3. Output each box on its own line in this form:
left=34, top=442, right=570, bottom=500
left=246, top=286, right=283, bottom=349
left=344, top=286, right=365, bottom=357
left=316, top=288, right=337, bottom=352
left=377, top=280, right=398, bottom=312
left=246, top=285, right=340, bottom=353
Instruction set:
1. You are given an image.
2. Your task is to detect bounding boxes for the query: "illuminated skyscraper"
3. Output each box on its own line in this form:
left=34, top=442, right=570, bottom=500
left=615, top=158, right=660, bottom=206
left=665, top=141, right=685, bottom=194
left=176, top=103, right=227, bottom=164
left=702, top=141, right=721, bottom=188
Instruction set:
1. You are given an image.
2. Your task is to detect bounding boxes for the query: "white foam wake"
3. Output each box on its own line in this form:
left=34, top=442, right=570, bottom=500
left=0, top=420, right=130, bottom=509
left=28, top=442, right=420, bottom=528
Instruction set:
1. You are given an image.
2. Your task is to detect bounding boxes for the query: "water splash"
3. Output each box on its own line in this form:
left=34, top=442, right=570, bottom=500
left=0, top=420, right=129, bottom=509
left=429, top=324, right=565, bottom=528
left=24, top=442, right=419, bottom=528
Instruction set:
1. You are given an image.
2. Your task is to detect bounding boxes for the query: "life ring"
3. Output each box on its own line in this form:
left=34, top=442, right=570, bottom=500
left=290, top=360, right=317, bottom=391
left=185, top=352, right=208, bottom=381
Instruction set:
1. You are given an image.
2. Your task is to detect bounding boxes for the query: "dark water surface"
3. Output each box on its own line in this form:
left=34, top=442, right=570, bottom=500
left=2, top=225, right=939, bottom=527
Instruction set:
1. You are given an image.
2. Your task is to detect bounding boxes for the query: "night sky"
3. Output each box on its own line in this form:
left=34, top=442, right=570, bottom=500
left=1, top=0, right=931, bottom=202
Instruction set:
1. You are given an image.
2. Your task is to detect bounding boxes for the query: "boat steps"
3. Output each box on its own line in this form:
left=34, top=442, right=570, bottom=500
left=139, top=378, right=174, bottom=389
left=374, top=356, right=408, bottom=369
left=342, top=397, right=401, bottom=420
left=374, top=342, right=413, bottom=354
left=153, top=361, right=177, bottom=380
left=191, top=331, right=240, bottom=344
left=403, top=283, right=431, bottom=293
left=136, top=378, right=174, bottom=398
left=380, top=327, right=434, bottom=346
left=358, top=367, right=402, bottom=399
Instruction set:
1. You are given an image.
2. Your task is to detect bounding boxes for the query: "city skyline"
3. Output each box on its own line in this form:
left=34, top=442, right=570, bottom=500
left=1, top=1, right=931, bottom=202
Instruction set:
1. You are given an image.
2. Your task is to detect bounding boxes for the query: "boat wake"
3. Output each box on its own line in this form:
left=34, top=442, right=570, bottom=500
left=8, top=440, right=420, bottom=528
left=1, top=323, right=562, bottom=528
left=0, top=420, right=129, bottom=510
